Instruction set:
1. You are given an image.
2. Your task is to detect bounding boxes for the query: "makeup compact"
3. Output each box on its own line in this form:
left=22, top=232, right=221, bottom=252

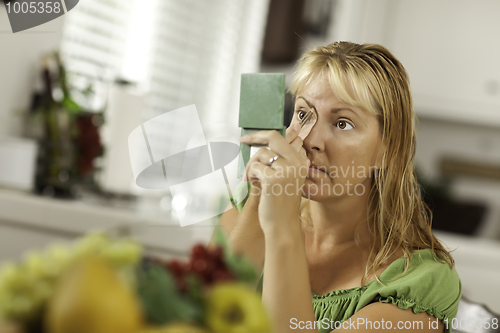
left=238, top=73, right=286, bottom=179
left=237, top=74, right=319, bottom=179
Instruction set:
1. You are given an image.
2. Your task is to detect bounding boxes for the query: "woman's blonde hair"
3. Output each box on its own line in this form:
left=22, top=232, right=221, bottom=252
left=290, top=41, right=453, bottom=284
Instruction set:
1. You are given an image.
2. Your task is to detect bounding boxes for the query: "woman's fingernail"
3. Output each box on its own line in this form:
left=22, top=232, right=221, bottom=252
left=240, top=135, right=248, bottom=141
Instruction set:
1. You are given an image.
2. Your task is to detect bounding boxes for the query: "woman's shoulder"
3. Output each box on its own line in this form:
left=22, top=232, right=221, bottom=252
left=378, top=248, right=460, bottom=285
left=358, top=248, right=462, bottom=322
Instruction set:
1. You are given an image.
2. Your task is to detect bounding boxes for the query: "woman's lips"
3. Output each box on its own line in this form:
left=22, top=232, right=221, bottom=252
left=308, top=166, right=327, bottom=176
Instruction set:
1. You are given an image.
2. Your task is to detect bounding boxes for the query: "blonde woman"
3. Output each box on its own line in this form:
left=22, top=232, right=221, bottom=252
left=210, top=41, right=461, bottom=333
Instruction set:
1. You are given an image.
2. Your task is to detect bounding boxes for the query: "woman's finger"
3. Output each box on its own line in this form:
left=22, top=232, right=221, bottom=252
left=251, top=147, right=282, bottom=168
left=289, top=136, right=303, bottom=152
left=245, top=149, right=282, bottom=182
left=285, top=123, right=302, bottom=143
left=300, top=147, right=310, bottom=166
left=240, top=130, right=300, bottom=162
left=247, top=160, right=271, bottom=183
left=243, top=147, right=280, bottom=181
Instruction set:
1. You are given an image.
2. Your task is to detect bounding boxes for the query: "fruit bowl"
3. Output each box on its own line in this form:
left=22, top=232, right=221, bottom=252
left=0, top=229, right=271, bottom=333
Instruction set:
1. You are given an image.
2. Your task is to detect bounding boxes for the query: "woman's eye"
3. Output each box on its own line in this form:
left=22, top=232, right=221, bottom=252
left=336, top=120, right=353, bottom=130
left=297, top=110, right=306, bottom=120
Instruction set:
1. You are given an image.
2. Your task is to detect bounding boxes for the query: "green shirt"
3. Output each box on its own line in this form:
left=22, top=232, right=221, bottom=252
left=257, top=249, right=461, bottom=332
left=234, top=182, right=462, bottom=333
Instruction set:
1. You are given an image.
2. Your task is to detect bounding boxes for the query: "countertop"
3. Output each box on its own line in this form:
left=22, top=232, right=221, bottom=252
left=0, top=187, right=217, bottom=258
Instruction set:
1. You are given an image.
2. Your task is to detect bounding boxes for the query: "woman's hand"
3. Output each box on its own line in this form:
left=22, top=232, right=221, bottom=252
left=240, top=124, right=310, bottom=235
left=244, top=124, right=306, bottom=199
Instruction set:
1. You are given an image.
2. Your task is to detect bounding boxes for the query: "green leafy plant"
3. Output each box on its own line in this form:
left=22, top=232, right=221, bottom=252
left=135, top=264, right=204, bottom=326
left=213, top=227, right=259, bottom=285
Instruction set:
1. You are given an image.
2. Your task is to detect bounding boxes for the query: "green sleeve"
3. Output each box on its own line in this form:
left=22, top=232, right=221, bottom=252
left=358, top=249, right=462, bottom=332
left=233, top=181, right=251, bottom=213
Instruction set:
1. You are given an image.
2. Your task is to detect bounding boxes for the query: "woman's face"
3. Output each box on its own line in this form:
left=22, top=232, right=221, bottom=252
left=294, top=73, right=384, bottom=202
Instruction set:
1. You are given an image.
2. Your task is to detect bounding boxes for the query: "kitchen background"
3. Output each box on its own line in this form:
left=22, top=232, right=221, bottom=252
left=1, top=0, right=499, bottom=316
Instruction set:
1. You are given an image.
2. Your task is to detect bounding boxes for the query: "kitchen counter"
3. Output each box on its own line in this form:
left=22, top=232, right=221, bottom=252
left=434, top=231, right=500, bottom=314
left=0, top=187, right=217, bottom=262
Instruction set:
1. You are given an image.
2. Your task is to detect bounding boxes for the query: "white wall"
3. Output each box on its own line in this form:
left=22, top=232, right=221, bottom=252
left=0, top=6, right=65, bottom=138
left=387, top=1, right=500, bottom=105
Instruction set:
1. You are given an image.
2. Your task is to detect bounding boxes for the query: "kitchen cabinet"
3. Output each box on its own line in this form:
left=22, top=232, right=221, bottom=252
left=329, top=0, right=500, bottom=127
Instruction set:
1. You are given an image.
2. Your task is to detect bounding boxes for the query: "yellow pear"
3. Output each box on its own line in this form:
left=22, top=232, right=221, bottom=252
left=140, top=322, right=211, bottom=333
left=204, top=282, right=271, bottom=333
left=45, top=256, right=143, bottom=333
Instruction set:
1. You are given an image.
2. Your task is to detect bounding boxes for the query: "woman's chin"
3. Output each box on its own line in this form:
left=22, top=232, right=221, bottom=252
left=300, top=181, right=328, bottom=201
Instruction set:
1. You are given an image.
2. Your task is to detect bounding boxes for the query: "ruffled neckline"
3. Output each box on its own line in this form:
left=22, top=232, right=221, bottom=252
left=311, top=279, right=376, bottom=298
left=311, top=249, right=429, bottom=299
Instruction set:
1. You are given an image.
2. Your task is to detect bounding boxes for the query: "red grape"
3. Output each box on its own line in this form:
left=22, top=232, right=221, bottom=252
left=210, top=246, right=224, bottom=262
left=211, top=269, right=234, bottom=282
left=159, top=244, right=237, bottom=291
left=191, top=244, right=207, bottom=259
left=192, top=258, right=208, bottom=273
left=181, top=261, right=192, bottom=273
left=166, top=259, right=183, bottom=276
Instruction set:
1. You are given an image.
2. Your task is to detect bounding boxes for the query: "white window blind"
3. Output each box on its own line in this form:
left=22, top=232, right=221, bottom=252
left=144, top=0, right=270, bottom=128
left=59, top=0, right=270, bottom=194
left=60, top=0, right=269, bottom=124
left=59, top=0, right=136, bottom=110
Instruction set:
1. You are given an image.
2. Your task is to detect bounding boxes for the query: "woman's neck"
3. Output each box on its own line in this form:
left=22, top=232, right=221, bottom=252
left=302, top=192, right=373, bottom=253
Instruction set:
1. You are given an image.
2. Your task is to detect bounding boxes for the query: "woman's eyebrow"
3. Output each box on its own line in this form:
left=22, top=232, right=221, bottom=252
left=296, top=96, right=312, bottom=108
left=297, top=96, right=360, bottom=117
left=331, top=107, right=358, bottom=116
